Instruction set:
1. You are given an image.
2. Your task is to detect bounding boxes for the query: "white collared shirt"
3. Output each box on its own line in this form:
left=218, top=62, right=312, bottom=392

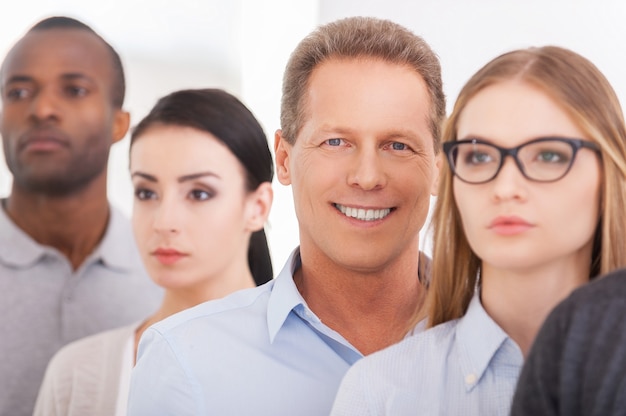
left=331, top=294, right=524, bottom=415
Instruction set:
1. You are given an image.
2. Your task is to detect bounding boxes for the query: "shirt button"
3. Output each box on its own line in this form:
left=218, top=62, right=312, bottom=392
left=465, top=374, right=477, bottom=385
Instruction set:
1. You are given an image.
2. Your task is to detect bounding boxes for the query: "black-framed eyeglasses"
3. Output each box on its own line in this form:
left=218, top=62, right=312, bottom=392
left=443, top=137, right=600, bottom=184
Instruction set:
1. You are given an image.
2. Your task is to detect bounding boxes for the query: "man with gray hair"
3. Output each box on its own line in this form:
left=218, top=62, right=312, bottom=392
left=129, top=16, right=444, bottom=415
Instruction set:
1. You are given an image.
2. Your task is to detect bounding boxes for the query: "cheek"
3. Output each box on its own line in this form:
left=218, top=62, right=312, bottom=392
left=131, top=206, right=152, bottom=247
left=197, top=199, right=247, bottom=233
left=297, top=159, right=327, bottom=188
left=406, top=159, right=437, bottom=192
left=75, top=106, right=103, bottom=132
left=559, top=181, right=601, bottom=239
left=565, top=157, right=602, bottom=229
left=291, top=163, right=330, bottom=210
left=452, top=182, right=485, bottom=246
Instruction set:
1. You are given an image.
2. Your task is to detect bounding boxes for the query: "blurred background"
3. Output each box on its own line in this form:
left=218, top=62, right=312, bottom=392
left=0, top=0, right=624, bottom=269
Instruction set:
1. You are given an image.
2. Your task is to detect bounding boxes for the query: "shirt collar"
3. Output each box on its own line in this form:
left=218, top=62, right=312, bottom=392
left=0, top=202, right=136, bottom=271
left=0, top=199, right=47, bottom=266
left=266, top=248, right=364, bottom=364
left=455, top=293, right=523, bottom=392
left=266, top=248, right=308, bottom=342
left=266, top=248, right=430, bottom=348
left=96, top=206, right=141, bottom=271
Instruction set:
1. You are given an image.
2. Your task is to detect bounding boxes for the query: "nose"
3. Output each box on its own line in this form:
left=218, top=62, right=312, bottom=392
left=28, top=87, right=60, bottom=122
left=347, top=147, right=387, bottom=191
left=152, top=195, right=181, bottom=234
left=491, top=156, right=527, bottom=202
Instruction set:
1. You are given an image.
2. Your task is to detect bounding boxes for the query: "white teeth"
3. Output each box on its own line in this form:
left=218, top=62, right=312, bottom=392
left=336, top=204, right=391, bottom=221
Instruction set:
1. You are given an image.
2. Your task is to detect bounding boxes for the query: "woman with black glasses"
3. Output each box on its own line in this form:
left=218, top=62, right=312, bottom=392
left=331, top=45, right=626, bottom=415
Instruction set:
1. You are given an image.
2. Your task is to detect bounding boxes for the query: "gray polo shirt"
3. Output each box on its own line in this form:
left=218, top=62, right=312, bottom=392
left=0, top=201, right=163, bottom=416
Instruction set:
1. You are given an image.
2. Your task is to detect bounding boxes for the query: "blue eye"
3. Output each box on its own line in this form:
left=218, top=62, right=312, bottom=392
left=325, top=138, right=343, bottom=146
left=391, top=142, right=408, bottom=151
left=535, top=150, right=568, bottom=164
left=465, top=151, right=493, bottom=165
left=383, top=141, right=413, bottom=152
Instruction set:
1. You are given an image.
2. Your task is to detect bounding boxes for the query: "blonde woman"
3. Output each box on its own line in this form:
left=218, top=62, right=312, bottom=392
left=331, top=46, right=626, bottom=415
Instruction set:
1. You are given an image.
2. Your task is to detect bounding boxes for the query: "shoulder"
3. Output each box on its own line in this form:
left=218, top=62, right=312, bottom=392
left=513, top=270, right=626, bottom=416
left=36, top=325, right=135, bottom=416
left=548, top=269, right=626, bottom=327
left=150, top=282, right=274, bottom=336
left=48, top=324, right=136, bottom=371
left=349, top=319, right=459, bottom=380
left=335, top=321, right=459, bottom=413
left=568, top=269, right=626, bottom=304
left=40, top=324, right=136, bottom=400
left=0, top=202, right=45, bottom=266
left=528, top=269, right=626, bottom=366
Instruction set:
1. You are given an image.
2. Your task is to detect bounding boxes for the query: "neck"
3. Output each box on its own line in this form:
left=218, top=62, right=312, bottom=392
left=295, top=244, right=425, bottom=356
left=481, top=259, right=590, bottom=356
left=4, top=175, right=110, bottom=270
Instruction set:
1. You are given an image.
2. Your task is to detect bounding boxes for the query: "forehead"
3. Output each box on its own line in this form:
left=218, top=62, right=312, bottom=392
left=299, top=57, right=432, bottom=140
left=307, top=56, right=428, bottom=97
left=457, top=80, right=585, bottom=143
left=1, top=29, right=114, bottom=88
left=131, top=125, right=244, bottom=174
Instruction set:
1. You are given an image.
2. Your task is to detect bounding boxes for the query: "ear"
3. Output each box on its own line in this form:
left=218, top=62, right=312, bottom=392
left=430, top=152, right=443, bottom=196
left=245, top=182, right=273, bottom=232
left=112, top=109, right=131, bottom=144
left=274, top=129, right=292, bottom=185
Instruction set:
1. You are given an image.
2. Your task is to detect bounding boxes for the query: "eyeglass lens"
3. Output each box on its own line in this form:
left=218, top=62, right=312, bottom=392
left=451, top=140, right=576, bottom=183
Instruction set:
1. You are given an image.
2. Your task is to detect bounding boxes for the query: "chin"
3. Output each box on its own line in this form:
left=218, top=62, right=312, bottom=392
left=334, top=250, right=394, bottom=273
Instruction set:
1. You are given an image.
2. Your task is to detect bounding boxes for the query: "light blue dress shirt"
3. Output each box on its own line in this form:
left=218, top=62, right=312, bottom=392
left=127, top=248, right=365, bottom=416
left=330, top=294, right=523, bottom=416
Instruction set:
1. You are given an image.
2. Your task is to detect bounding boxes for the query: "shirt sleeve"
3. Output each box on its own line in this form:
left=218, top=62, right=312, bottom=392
left=127, top=327, right=200, bottom=416
left=330, top=362, right=375, bottom=416
left=510, top=303, right=567, bottom=416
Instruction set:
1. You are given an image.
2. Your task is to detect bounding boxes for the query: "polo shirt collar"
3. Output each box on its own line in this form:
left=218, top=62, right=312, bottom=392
left=0, top=201, right=134, bottom=271
left=0, top=199, right=47, bottom=267
left=455, top=293, right=522, bottom=392
left=96, top=206, right=139, bottom=271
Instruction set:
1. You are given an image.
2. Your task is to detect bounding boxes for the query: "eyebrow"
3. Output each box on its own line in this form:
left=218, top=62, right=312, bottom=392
left=317, top=126, right=353, bottom=135
left=4, top=75, right=33, bottom=85
left=317, top=125, right=422, bottom=141
left=131, top=171, right=220, bottom=183
left=60, top=73, right=96, bottom=84
left=4, top=72, right=95, bottom=86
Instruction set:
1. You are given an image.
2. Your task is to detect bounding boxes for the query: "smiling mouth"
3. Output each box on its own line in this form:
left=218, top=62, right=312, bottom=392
left=334, top=204, right=393, bottom=221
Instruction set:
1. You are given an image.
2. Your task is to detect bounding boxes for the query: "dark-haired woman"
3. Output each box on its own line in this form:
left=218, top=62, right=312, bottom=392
left=33, top=89, right=274, bottom=416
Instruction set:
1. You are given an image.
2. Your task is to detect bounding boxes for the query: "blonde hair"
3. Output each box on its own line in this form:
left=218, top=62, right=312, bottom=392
left=426, top=46, right=626, bottom=327
left=280, top=16, right=445, bottom=148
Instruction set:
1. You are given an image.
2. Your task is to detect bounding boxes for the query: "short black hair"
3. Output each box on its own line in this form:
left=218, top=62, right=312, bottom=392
left=29, top=16, right=126, bottom=108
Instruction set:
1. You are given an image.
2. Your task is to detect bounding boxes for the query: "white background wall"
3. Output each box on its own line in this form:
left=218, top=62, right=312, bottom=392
left=1, top=0, right=625, bottom=271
